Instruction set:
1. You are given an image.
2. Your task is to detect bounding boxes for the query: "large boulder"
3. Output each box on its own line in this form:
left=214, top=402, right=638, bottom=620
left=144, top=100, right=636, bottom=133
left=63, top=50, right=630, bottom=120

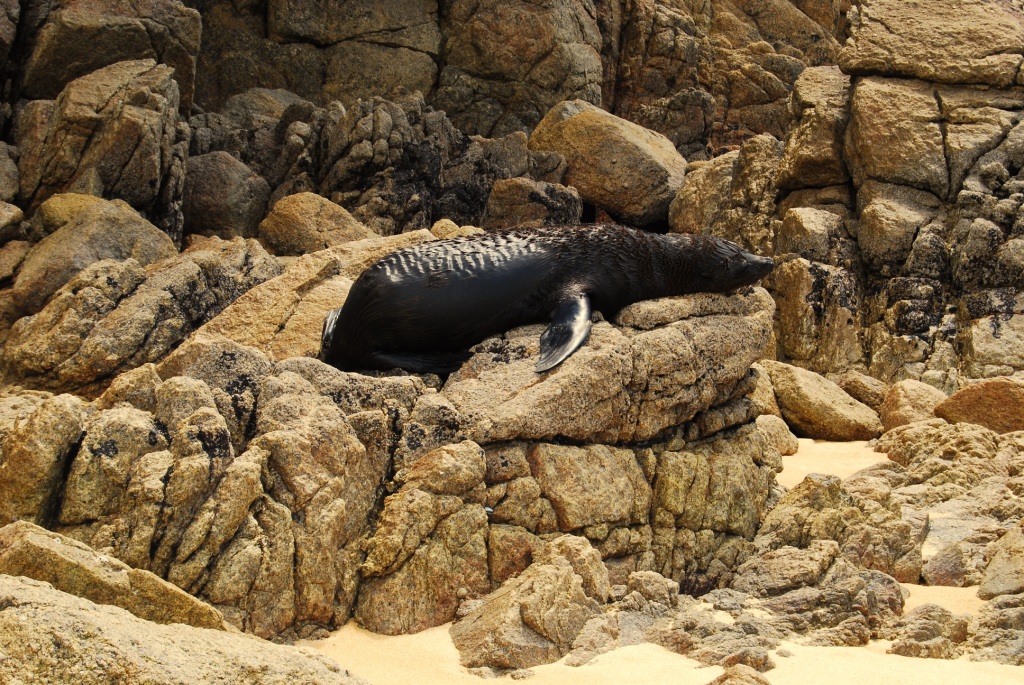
left=258, top=192, right=376, bottom=255
left=934, top=376, right=1024, bottom=434
left=11, top=199, right=177, bottom=314
left=759, top=360, right=883, bottom=440
left=878, top=379, right=947, bottom=432
left=978, top=521, right=1024, bottom=600
left=529, top=100, right=687, bottom=226
left=424, top=288, right=774, bottom=446
left=183, top=152, right=270, bottom=239
left=1, top=238, right=282, bottom=396
left=21, top=0, right=202, bottom=111
left=0, top=574, right=368, bottom=685
left=17, top=60, right=188, bottom=236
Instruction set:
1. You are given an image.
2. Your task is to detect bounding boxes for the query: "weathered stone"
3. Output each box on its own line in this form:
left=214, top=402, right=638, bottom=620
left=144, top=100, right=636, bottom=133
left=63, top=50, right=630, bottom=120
left=183, top=152, right=270, bottom=239
left=705, top=665, right=774, bottom=685
left=2, top=239, right=281, bottom=396
left=527, top=444, right=650, bottom=532
left=935, top=376, right=1024, bottom=434
left=449, top=550, right=602, bottom=669
left=733, top=540, right=841, bottom=597
left=0, top=521, right=225, bottom=630
left=970, top=593, right=1024, bottom=665
left=769, top=259, right=864, bottom=374
left=840, top=0, right=1024, bottom=87
left=529, top=99, right=687, bottom=226
left=760, top=360, right=882, bottom=440
left=979, top=521, right=1024, bottom=599
left=356, top=501, right=490, bottom=634
left=196, top=230, right=434, bottom=361
left=0, top=239, right=28, bottom=282
left=18, top=60, right=186, bottom=235
left=436, top=288, right=773, bottom=445
left=399, top=440, right=486, bottom=496
left=831, top=370, right=888, bottom=411
left=879, top=379, right=947, bottom=432
left=21, top=0, right=202, bottom=111
left=775, top=207, right=849, bottom=264
left=481, top=177, right=582, bottom=230
left=0, top=394, right=86, bottom=526
left=433, top=0, right=602, bottom=137
left=259, top=192, right=376, bottom=255
left=27, top=192, right=107, bottom=239
left=755, top=414, right=798, bottom=457
left=846, top=78, right=947, bottom=199
left=887, top=603, right=970, bottom=659
left=856, top=181, right=942, bottom=272
left=777, top=66, right=851, bottom=190
left=12, top=199, right=176, bottom=314
left=0, top=575, right=368, bottom=685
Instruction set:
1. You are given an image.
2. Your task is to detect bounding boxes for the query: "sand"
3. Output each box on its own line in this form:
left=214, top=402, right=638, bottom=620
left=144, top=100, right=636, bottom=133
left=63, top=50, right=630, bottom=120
left=306, top=440, right=1023, bottom=685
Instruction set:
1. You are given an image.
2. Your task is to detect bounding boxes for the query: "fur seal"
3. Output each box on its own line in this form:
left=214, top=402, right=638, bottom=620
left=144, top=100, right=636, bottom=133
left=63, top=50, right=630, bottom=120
left=319, top=224, right=774, bottom=374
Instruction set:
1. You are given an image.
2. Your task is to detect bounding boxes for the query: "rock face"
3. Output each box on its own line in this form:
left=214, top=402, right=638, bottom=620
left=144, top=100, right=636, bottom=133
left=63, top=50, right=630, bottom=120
left=17, top=59, right=188, bottom=239
left=20, top=0, right=202, bottom=111
left=529, top=100, right=687, bottom=226
left=0, top=574, right=369, bottom=685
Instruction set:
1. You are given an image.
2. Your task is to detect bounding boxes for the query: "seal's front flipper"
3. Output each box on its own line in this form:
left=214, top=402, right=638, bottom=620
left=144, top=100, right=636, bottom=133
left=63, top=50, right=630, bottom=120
left=536, top=293, right=592, bottom=372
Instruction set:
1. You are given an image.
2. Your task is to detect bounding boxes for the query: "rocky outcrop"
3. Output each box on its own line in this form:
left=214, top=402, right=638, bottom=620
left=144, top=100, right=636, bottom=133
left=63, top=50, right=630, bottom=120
left=17, top=59, right=189, bottom=240
left=878, top=379, right=947, bottom=432
left=0, top=574, right=369, bottom=685
left=1, top=238, right=281, bottom=396
left=258, top=192, right=377, bottom=255
left=11, top=198, right=177, bottom=314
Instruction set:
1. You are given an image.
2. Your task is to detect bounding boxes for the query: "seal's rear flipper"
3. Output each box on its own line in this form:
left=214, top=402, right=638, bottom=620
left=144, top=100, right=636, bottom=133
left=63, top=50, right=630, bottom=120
left=536, top=293, right=592, bottom=372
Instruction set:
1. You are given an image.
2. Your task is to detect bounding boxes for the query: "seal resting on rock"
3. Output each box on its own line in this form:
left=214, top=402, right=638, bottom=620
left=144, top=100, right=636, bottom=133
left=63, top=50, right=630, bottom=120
left=319, top=224, right=774, bottom=374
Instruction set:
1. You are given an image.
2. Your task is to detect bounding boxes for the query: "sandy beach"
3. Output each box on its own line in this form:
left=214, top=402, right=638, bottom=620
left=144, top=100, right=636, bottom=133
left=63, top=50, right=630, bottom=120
left=306, top=440, right=1021, bottom=685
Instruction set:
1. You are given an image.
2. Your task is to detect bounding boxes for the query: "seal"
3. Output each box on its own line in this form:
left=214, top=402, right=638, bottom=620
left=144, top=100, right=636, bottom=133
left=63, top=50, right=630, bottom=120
left=319, top=224, right=774, bottom=374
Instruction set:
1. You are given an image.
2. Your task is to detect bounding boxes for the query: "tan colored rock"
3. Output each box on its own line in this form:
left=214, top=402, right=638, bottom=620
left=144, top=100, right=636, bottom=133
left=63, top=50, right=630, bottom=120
left=978, top=520, right=1024, bottom=600
left=197, top=230, right=434, bottom=360
left=760, top=360, right=882, bottom=440
left=536, top=535, right=611, bottom=603
left=529, top=99, right=687, bottom=226
left=846, top=78, right=947, bottom=199
left=0, top=199, right=23, bottom=243
left=482, top=177, right=582, bottom=230
left=259, top=192, right=376, bottom=255
left=770, top=260, right=864, bottom=374
left=756, top=414, right=798, bottom=456
left=527, top=444, right=650, bottom=531
left=706, top=664, right=774, bottom=685
left=961, top=305, right=1024, bottom=379
left=2, top=238, right=281, bottom=396
left=0, top=521, right=225, bottom=629
left=28, top=192, right=107, bottom=238
left=777, top=66, right=851, bottom=190
left=399, top=440, right=486, bottom=496
left=0, top=394, right=86, bottom=525
left=733, top=539, right=841, bottom=597
left=0, top=575, right=368, bottom=685
left=775, top=207, right=847, bottom=263
left=449, top=549, right=602, bottom=669
left=22, top=0, right=200, bottom=110
left=435, top=288, right=774, bottom=445
left=887, top=603, right=970, bottom=659
left=840, top=0, right=1024, bottom=87
left=856, top=181, right=941, bottom=271
left=934, top=376, right=1024, bottom=434
left=18, top=60, right=185, bottom=222
left=749, top=362, right=782, bottom=418
left=0, top=239, right=28, bottom=281
left=12, top=199, right=177, bottom=314
left=356, top=502, right=490, bottom=634
left=831, top=370, right=888, bottom=411
left=879, top=379, right=947, bottom=432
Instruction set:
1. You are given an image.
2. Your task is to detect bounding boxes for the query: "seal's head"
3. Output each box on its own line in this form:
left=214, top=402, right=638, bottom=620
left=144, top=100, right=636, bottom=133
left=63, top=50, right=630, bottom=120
left=697, top=235, right=774, bottom=290
left=318, top=307, right=343, bottom=363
